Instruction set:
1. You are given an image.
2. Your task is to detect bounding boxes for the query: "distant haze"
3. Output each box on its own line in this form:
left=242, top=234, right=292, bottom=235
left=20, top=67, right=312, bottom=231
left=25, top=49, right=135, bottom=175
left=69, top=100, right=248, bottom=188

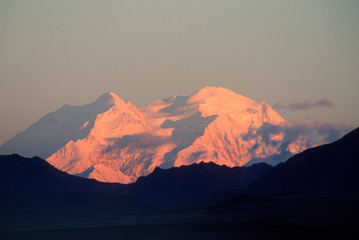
left=0, top=0, right=358, bottom=145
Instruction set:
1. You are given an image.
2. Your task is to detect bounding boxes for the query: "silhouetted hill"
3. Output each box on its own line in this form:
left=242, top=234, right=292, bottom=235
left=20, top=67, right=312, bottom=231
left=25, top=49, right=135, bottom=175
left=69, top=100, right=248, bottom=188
left=0, top=154, right=124, bottom=195
left=127, top=161, right=273, bottom=200
left=244, top=127, right=359, bottom=195
left=0, top=154, right=272, bottom=202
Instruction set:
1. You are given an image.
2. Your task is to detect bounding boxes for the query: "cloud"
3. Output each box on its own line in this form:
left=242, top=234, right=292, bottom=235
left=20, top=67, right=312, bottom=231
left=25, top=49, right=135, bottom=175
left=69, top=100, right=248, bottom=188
left=273, top=98, right=334, bottom=111
left=272, top=103, right=285, bottom=110
left=103, top=133, right=170, bottom=154
left=242, top=121, right=353, bottom=165
left=263, top=121, right=350, bottom=147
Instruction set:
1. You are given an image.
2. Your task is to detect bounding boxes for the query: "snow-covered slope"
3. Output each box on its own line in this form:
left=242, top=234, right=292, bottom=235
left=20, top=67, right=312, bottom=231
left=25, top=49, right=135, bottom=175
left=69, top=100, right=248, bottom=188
left=45, top=87, right=306, bottom=183
left=0, top=93, right=115, bottom=158
left=1, top=86, right=307, bottom=183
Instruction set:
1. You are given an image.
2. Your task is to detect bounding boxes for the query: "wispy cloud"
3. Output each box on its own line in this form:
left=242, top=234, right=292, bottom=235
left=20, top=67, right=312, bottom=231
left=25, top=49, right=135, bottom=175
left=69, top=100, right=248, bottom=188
left=273, top=98, right=334, bottom=111
left=243, top=121, right=351, bottom=148
left=103, top=133, right=171, bottom=154
left=242, top=121, right=353, bottom=165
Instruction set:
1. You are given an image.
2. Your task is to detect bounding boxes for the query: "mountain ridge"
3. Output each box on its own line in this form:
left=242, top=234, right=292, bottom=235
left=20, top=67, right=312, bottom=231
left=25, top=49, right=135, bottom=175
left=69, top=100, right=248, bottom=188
left=0, top=92, right=116, bottom=158
left=1, top=86, right=308, bottom=183
left=128, top=161, right=273, bottom=200
left=0, top=154, right=271, bottom=200
left=1, top=128, right=358, bottom=238
left=0, top=154, right=123, bottom=195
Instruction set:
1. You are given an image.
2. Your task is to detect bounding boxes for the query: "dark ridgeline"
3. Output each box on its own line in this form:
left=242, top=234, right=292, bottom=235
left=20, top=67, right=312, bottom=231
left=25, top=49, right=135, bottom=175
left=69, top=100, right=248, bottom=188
left=1, top=127, right=359, bottom=239
left=243, top=126, right=359, bottom=195
left=1, top=127, right=358, bottom=199
left=0, top=154, right=272, bottom=200
left=0, top=154, right=273, bottom=216
left=0, top=154, right=123, bottom=195
left=0, top=154, right=152, bottom=215
left=129, top=162, right=272, bottom=200
left=1, top=126, right=359, bottom=199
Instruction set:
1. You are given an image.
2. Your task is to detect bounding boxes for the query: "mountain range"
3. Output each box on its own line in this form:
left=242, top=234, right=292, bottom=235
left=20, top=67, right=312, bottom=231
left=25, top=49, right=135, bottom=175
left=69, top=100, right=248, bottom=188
left=1, top=127, right=358, bottom=239
left=0, top=87, right=309, bottom=183
left=1, top=126, right=358, bottom=198
left=0, top=154, right=121, bottom=195
left=0, top=128, right=359, bottom=200
left=0, top=154, right=271, bottom=201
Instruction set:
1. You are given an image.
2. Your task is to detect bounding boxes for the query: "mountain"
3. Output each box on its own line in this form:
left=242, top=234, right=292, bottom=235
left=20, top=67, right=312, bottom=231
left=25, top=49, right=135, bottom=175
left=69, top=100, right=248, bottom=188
left=0, top=93, right=115, bottom=159
left=2, top=152, right=358, bottom=239
left=0, top=154, right=271, bottom=201
left=244, top=127, right=359, bottom=195
left=0, top=154, right=123, bottom=195
left=127, top=161, right=272, bottom=201
left=0, top=154, right=152, bottom=216
left=0, top=86, right=307, bottom=183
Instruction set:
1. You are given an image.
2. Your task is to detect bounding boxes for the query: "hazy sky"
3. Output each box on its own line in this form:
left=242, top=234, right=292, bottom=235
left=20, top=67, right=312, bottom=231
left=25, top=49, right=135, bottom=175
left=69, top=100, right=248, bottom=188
left=0, top=0, right=358, bottom=145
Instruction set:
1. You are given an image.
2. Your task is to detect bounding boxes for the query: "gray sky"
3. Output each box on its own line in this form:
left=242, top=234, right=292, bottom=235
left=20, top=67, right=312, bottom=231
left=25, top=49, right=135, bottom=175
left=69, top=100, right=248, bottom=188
left=0, top=0, right=358, bottom=145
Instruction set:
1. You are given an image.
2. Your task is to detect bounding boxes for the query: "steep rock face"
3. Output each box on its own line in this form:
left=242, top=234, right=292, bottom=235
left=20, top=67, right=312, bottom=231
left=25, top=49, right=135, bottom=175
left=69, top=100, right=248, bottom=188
left=2, top=86, right=307, bottom=183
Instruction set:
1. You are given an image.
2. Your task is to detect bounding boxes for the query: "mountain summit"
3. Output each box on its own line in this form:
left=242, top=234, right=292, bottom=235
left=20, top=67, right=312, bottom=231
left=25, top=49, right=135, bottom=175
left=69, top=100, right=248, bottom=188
left=1, top=87, right=307, bottom=183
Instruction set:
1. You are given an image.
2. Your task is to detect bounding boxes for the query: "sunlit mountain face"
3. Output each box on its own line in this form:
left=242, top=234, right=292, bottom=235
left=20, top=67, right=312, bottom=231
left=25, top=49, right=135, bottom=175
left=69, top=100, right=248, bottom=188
left=1, top=87, right=309, bottom=183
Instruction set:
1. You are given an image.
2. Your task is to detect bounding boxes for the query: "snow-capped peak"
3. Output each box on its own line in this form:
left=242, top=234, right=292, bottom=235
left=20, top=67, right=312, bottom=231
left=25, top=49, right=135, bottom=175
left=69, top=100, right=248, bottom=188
left=188, top=86, right=261, bottom=117
left=97, top=91, right=129, bottom=108
left=1, top=87, right=308, bottom=184
left=189, top=86, right=251, bottom=103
